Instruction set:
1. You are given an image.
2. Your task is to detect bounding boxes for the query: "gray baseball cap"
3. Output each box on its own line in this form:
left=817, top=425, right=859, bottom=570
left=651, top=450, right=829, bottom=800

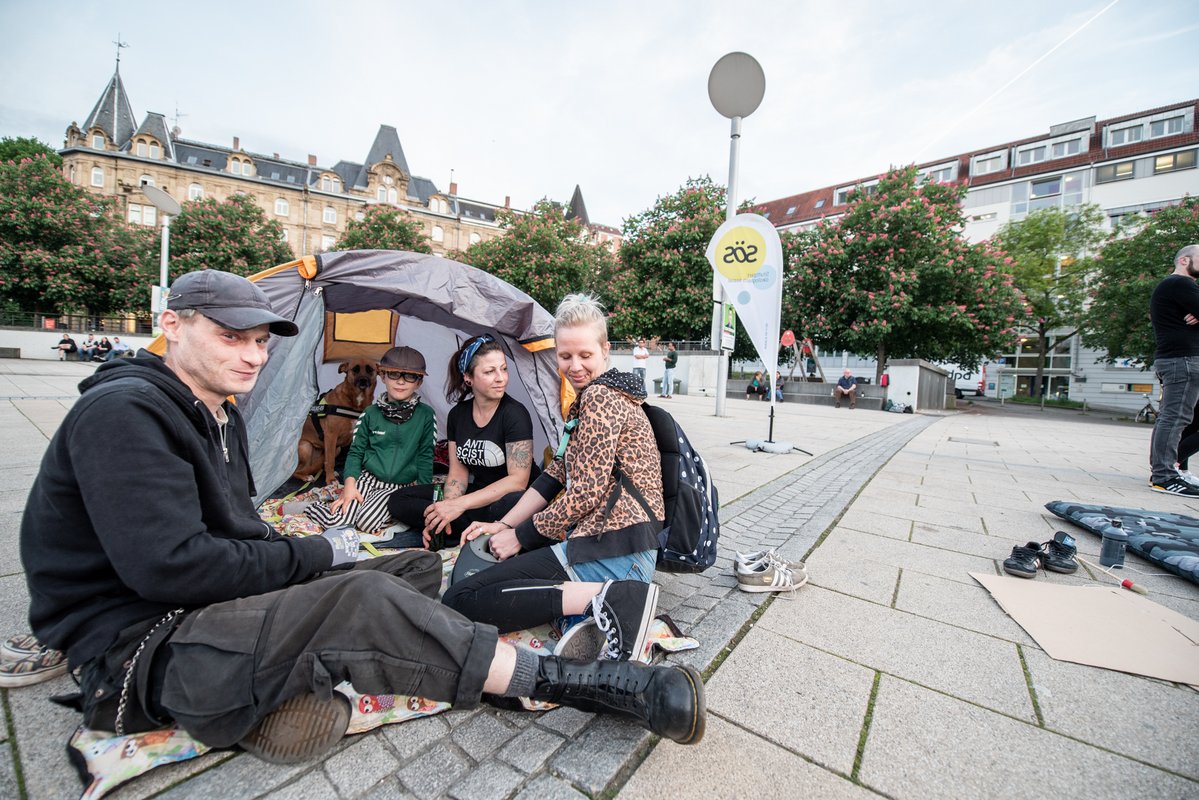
left=168, top=270, right=299, bottom=337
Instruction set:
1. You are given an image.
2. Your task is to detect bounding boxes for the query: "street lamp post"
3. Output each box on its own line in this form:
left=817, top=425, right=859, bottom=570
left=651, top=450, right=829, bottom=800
left=141, top=185, right=182, bottom=333
left=708, top=52, right=765, bottom=417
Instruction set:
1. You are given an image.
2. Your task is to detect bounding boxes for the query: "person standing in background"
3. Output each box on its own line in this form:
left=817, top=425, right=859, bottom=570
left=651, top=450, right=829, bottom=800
left=1148, top=244, right=1199, bottom=496
left=660, top=342, right=677, bottom=399
left=632, top=339, right=649, bottom=392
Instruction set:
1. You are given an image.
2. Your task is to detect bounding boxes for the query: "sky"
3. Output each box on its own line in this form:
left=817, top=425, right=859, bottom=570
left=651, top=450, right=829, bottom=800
left=1, top=1, right=1197, bottom=227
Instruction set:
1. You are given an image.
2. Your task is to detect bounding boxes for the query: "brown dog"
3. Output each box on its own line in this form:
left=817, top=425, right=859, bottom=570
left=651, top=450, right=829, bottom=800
left=293, top=359, right=378, bottom=483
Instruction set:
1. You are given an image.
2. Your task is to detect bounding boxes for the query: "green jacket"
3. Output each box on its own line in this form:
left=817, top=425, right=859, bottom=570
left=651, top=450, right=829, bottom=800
left=343, top=401, right=435, bottom=486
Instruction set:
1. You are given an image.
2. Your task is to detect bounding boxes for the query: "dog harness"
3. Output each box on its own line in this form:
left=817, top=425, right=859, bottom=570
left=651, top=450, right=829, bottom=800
left=307, top=392, right=364, bottom=440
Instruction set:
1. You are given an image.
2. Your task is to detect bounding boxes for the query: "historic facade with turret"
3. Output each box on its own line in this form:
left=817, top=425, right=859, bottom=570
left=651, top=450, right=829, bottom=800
left=58, top=62, right=511, bottom=257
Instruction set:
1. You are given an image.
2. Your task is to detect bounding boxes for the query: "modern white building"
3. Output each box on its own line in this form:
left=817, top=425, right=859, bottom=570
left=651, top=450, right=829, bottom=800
left=757, top=99, right=1199, bottom=412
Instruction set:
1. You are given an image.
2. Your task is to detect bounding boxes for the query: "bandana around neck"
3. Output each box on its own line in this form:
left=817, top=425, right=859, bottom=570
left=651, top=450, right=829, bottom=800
left=376, top=394, right=420, bottom=423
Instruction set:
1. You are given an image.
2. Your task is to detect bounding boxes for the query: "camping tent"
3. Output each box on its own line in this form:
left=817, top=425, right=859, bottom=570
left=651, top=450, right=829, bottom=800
left=154, top=250, right=566, bottom=503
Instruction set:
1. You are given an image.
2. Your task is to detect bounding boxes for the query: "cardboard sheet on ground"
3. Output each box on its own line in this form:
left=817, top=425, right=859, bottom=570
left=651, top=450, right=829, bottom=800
left=970, top=573, right=1199, bottom=687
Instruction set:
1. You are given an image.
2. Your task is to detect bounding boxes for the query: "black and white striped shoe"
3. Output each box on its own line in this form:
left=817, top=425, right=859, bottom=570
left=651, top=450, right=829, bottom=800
left=1150, top=476, right=1199, bottom=496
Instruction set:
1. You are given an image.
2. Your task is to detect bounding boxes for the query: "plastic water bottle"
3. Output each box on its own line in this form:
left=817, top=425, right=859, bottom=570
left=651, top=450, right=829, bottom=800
left=1099, top=518, right=1127, bottom=568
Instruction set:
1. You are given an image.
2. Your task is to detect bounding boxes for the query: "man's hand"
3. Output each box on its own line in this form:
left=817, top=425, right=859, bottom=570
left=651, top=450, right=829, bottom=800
left=423, top=498, right=465, bottom=538
left=320, top=525, right=360, bottom=567
left=1185, top=313, right=1198, bottom=326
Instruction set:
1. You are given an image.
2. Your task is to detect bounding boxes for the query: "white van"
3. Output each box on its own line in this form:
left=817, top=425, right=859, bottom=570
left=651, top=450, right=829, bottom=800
left=938, top=363, right=985, bottom=399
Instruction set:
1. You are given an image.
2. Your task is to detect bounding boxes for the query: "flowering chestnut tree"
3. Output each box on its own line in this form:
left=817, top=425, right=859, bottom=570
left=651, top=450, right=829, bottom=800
left=336, top=205, right=432, bottom=253
left=168, top=194, right=293, bottom=277
left=1083, top=197, right=1199, bottom=368
left=0, top=152, right=156, bottom=315
left=784, top=166, right=1025, bottom=382
left=453, top=199, right=617, bottom=314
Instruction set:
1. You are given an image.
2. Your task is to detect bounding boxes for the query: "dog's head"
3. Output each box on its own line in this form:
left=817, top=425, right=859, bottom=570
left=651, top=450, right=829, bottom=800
left=339, top=359, right=379, bottom=391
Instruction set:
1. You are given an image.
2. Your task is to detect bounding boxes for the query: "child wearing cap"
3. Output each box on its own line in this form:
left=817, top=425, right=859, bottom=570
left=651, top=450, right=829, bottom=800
left=305, top=346, right=435, bottom=535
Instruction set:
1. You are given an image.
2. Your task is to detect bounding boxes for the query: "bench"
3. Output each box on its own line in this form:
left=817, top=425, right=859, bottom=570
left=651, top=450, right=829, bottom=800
left=729, top=381, right=884, bottom=410
left=0, top=347, right=19, bottom=359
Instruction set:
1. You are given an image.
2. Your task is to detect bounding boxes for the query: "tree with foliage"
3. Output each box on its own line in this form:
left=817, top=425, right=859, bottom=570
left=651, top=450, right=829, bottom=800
left=0, top=153, right=157, bottom=315
left=609, top=177, right=729, bottom=344
left=783, top=166, right=1026, bottom=382
left=0, top=136, right=61, bottom=167
left=992, top=204, right=1106, bottom=396
left=453, top=199, right=617, bottom=314
left=168, top=194, right=293, bottom=277
left=1083, top=197, right=1199, bottom=368
left=335, top=205, right=432, bottom=253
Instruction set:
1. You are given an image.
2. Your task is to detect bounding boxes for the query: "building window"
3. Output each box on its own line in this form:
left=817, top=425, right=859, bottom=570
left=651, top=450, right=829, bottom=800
left=275, top=198, right=289, bottom=216
left=140, top=174, right=154, bottom=186
left=924, top=166, right=955, bottom=183
left=834, top=188, right=850, bottom=206
left=1150, top=116, right=1184, bottom=138
left=1017, top=146, right=1047, bottom=166
left=321, top=234, right=336, bottom=251
left=136, top=141, right=147, bottom=157
left=149, top=143, right=160, bottom=159
left=387, top=187, right=397, bottom=204
left=241, top=161, right=252, bottom=176
left=1109, top=125, right=1143, bottom=146
left=431, top=225, right=444, bottom=243
left=323, top=206, right=336, bottom=224
left=1154, top=150, right=1197, bottom=174
left=92, top=134, right=104, bottom=149
left=469, top=232, right=481, bottom=245
left=144, top=205, right=156, bottom=226
left=188, top=183, right=203, bottom=201
left=1095, top=161, right=1134, bottom=183
left=1018, top=173, right=1084, bottom=213
left=785, top=205, right=797, bottom=215
left=974, top=155, right=1003, bottom=175
left=331, top=178, right=341, bottom=193
left=91, top=167, right=104, bottom=187
left=128, top=204, right=141, bottom=225
left=814, top=199, right=825, bottom=209
left=1051, top=139, right=1081, bottom=159
left=377, top=188, right=387, bottom=202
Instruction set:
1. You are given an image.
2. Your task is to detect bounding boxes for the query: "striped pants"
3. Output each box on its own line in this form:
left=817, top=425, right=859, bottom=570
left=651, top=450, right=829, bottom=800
left=305, top=471, right=406, bottom=533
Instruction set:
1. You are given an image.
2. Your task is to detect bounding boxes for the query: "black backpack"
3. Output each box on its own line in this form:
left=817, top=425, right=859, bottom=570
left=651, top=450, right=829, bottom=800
left=613, top=404, right=720, bottom=572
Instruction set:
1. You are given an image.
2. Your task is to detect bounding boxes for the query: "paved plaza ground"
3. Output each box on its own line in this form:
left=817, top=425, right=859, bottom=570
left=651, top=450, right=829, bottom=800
left=0, top=360, right=1195, bottom=799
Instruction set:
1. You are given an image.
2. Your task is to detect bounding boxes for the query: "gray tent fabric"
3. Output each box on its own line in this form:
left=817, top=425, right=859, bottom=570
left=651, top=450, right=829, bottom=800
left=239, top=250, right=564, bottom=504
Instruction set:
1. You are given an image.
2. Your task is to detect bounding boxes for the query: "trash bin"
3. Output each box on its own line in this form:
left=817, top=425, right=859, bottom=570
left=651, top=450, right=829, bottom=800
left=652, top=378, right=682, bottom=396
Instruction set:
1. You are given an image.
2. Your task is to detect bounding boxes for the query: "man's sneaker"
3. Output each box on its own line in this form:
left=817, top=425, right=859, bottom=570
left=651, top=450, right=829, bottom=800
left=555, top=617, right=606, bottom=660
left=1040, top=531, right=1079, bottom=574
left=589, top=580, right=660, bottom=661
left=531, top=656, right=705, bottom=745
left=238, top=693, right=351, bottom=764
left=734, top=549, right=805, bottom=573
left=735, top=555, right=808, bottom=593
left=1150, top=476, right=1199, bottom=496
left=0, top=646, right=68, bottom=687
left=1002, top=542, right=1041, bottom=579
left=1, top=632, right=44, bottom=662
left=1180, top=470, right=1199, bottom=487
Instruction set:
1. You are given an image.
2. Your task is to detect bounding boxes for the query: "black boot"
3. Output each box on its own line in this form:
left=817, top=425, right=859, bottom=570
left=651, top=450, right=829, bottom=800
left=532, top=656, right=705, bottom=745
left=1040, top=531, right=1078, bottom=574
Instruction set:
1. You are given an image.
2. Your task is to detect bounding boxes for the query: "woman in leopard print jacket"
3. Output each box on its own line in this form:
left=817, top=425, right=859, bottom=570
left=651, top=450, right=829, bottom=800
left=442, top=295, right=666, bottom=661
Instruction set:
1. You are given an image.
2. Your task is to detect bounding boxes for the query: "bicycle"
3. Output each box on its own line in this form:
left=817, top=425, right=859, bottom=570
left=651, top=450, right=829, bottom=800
left=1134, top=393, right=1158, bottom=425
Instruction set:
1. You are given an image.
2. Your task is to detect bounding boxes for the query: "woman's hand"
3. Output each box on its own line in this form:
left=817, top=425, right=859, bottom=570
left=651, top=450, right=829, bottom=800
left=487, top=527, right=521, bottom=561
left=460, top=519, right=506, bottom=546
left=330, top=479, right=363, bottom=513
left=423, top=498, right=465, bottom=538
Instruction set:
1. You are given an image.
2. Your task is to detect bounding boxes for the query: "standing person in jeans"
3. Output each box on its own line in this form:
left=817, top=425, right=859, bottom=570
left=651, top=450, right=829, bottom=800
left=19, top=270, right=705, bottom=765
left=660, top=341, right=678, bottom=398
left=443, top=294, right=667, bottom=664
left=632, top=339, right=650, bottom=392
left=1149, top=244, right=1199, bottom=496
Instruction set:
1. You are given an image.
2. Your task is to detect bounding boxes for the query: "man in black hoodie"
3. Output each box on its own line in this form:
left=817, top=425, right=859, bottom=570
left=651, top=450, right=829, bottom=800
left=20, top=269, right=705, bottom=763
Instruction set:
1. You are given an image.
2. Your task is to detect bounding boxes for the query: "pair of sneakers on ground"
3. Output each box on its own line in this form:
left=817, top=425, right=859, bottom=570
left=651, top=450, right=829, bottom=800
left=1002, top=531, right=1079, bottom=579
left=734, top=549, right=808, bottom=593
left=0, top=633, right=68, bottom=688
left=1150, top=469, right=1199, bottom=497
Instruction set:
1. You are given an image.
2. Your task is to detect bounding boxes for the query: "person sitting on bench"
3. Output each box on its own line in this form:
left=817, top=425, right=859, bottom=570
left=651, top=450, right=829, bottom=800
left=746, top=371, right=769, bottom=401
left=834, top=369, right=858, bottom=409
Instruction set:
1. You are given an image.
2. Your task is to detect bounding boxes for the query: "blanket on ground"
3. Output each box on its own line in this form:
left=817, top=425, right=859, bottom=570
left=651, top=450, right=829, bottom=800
left=1044, top=500, right=1199, bottom=585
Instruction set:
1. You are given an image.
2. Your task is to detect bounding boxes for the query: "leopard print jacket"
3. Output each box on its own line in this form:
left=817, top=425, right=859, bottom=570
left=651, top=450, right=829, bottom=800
left=530, top=380, right=664, bottom=541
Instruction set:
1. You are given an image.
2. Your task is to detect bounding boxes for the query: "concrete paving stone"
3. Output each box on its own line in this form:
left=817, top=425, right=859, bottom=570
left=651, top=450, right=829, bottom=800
left=859, top=676, right=1199, bottom=800
left=620, top=715, right=881, bottom=800
left=0, top=745, right=20, bottom=800
left=671, top=593, right=759, bottom=673
left=396, top=745, right=471, bottom=800
left=856, top=486, right=918, bottom=507
left=154, top=753, right=311, bottom=800
left=804, top=532, right=900, bottom=606
left=355, top=777, right=417, bottom=799
left=535, top=706, right=593, bottom=738
left=324, top=736, right=402, bottom=797
left=681, top=593, right=720, bottom=612
left=706, top=627, right=875, bottom=774
left=450, top=710, right=519, bottom=762
left=1023, top=648, right=1199, bottom=779
left=909, top=521, right=1023, bottom=561
left=263, top=771, right=341, bottom=800
left=894, top=569, right=1035, bottom=645
left=550, top=714, right=649, bottom=796
left=488, top=707, right=536, bottom=731
left=664, top=605, right=703, bottom=626
left=812, top=527, right=998, bottom=588
left=105, top=753, right=237, bottom=800
left=835, top=508, right=912, bottom=541
left=498, top=726, right=566, bottom=773
left=448, top=759, right=526, bottom=800
left=759, top=587, right=1034, bottom=720
left=380, top=715, right=452, bottom=761
left=842, top=497, right=987, bottom=533
left=513, top=774, right=589, bottom=800
left=912, top=492, right=974, bottom=512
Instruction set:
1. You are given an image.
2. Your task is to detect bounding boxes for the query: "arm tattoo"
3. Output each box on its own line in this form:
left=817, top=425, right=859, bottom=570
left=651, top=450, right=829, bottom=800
left=444, top=478, right=467, bottom=499
left=507, top=440, right=533, bottom=471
